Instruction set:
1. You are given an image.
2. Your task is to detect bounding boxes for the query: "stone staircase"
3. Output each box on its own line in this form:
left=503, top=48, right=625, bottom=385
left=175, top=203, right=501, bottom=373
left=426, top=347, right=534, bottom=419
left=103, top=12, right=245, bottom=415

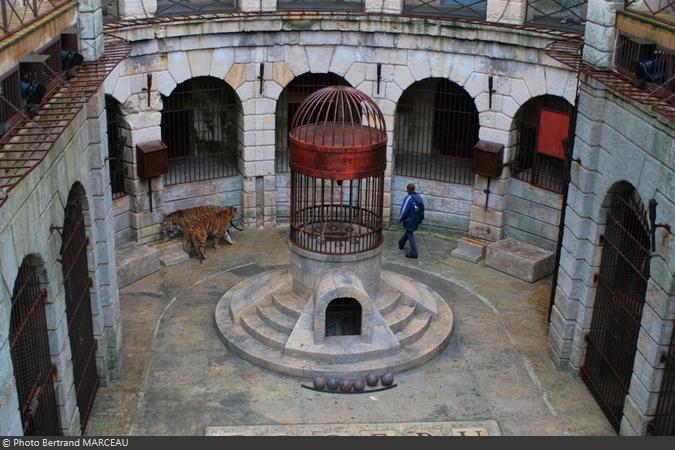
left=216, top=270, right=451, bottom=377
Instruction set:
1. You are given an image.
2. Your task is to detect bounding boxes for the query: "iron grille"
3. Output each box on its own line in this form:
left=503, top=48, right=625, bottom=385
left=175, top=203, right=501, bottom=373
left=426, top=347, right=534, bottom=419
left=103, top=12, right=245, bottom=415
left=1, top=1, right=70, bottom=40
left=650, top=326, right=675, bottom=435
left=10, top=259, right=61, bottom=436
left=511, top=95, right=573, bottom=193
left=277, top=0, right=364, bottom=11
left=61, top=185, right=99, bottom=433
left=0, top=68, right=21, bottom=131
left=526, top=0, right=588, bottom=32
left=161, top=77, right=241, bottom=186
left=402, top=0, right=487, bottom=21
left=42, top=39, right=63, bottom=75
left=291, top=173, right=384, bottom=254
left=105, top=95, right=126, bottom=199
left=156, top=0, right=237, bottom=16
left=275, top=73, right=350, bottom=174
left=394, top=78, right=478, bottom=185
left=581, top=187, right=651, bottom=432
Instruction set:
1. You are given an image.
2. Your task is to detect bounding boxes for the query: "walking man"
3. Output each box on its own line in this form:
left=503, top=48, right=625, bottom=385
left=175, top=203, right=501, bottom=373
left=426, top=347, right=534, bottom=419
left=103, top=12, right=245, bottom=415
left=398, top=183, right=425, bottom=259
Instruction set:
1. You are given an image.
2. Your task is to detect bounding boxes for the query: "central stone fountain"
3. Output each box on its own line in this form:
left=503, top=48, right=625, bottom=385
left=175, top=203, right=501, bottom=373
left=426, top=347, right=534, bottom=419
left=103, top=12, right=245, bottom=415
left=215, top=86, right=453, bottom=377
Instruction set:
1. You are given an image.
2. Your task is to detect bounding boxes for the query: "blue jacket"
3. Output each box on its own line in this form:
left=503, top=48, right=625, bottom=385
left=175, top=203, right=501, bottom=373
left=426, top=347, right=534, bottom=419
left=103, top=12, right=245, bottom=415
left=399, top=192, right=425, bottom=231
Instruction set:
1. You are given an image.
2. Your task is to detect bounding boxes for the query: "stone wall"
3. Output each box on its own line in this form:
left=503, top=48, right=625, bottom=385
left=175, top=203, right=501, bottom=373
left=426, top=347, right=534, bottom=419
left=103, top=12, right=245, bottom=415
left=162, top=176, right=243, bottom=213
left=549, top=78, right=674, bottom=435
left=391, top=176, right=473, bottom=234
left=104, top=13, right=578, bottom=242
left=0, top=89, right=121, bottom=436
left=113, top=195, right=133, bottom=246
left=504, top=179, right=563, bottom=251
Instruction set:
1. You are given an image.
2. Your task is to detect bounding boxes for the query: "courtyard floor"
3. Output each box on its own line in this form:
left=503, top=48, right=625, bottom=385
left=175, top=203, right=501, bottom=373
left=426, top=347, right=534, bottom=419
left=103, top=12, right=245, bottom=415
left=86, top=228, right=615, bottom=436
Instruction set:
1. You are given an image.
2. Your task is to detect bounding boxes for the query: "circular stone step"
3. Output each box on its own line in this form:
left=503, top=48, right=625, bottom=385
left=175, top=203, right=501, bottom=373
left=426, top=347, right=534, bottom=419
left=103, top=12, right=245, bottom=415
left=215, top=268, right=453, bottom=378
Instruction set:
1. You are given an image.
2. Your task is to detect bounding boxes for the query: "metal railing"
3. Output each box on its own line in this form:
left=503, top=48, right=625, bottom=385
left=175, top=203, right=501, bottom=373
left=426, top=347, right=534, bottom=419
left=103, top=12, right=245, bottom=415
left=526, top=0, right=587, bottom=32
left=161, top=77, right=241, bottom=186
left=403, top=0, right=487, bottom=21
left=625, top=0, right=675, bottom=17
left=1, top=0, right=70, bottom=39
left=156, top=0, right=237, bottom=16
left=511, top=95, right=573, bottom=194
left=277, top=0, right=364, bottom=11
left=393, top=78, right=478, bottom=185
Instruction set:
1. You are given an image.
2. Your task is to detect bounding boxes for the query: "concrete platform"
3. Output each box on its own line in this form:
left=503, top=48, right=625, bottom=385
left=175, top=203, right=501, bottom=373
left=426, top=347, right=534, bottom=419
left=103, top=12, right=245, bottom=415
left=115, top=243, right=160, bottom=288
left=485, top=238, right=555, bottom=282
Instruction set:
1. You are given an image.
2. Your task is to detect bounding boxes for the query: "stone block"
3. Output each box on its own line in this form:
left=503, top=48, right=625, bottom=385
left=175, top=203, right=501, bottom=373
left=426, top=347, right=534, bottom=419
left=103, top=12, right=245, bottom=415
left=485, top=238, right=555, bottom=282
left=451, top=237, right=488, bottom=263
left=115, top=244, right=160, bottom=288
left=154, top=241, right=190, bottom=267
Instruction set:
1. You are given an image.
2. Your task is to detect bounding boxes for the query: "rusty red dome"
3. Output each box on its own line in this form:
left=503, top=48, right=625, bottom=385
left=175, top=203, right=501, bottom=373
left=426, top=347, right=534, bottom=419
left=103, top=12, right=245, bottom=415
left=289, top=86, right=387, bottom=180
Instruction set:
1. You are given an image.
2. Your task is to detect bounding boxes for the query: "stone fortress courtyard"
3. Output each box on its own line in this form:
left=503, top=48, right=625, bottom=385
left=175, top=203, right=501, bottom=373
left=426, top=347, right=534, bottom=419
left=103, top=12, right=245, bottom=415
left=0, top=0, right=673, bottom=439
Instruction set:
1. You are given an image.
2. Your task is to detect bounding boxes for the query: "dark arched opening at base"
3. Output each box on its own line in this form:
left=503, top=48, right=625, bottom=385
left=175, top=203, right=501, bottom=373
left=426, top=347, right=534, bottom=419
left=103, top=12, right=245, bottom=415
left=325, top=298, right=362, bottom=337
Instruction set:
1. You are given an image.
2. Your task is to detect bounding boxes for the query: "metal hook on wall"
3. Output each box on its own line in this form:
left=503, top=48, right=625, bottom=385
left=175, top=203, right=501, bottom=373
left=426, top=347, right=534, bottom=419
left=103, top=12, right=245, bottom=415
left=648, top=198, right=671, bottom=253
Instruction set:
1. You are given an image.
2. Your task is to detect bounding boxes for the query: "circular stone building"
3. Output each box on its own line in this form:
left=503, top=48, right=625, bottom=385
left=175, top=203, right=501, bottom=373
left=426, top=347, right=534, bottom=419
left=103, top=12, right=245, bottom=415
left=216, top=86, right=453, bottom=377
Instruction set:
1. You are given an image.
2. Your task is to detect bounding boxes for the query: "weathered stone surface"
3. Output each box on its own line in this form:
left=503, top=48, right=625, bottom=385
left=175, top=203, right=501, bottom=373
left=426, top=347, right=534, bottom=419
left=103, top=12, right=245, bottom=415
left=486, top=238, right=555, bottom=282
left=115, top=243, right=160, bottom=287
left=451, top=237, right=488, bottom=263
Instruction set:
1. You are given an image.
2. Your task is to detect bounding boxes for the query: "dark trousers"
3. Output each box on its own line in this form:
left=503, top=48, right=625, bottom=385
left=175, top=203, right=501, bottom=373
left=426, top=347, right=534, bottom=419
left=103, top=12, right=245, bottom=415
left=398, top=229, right=418, bottom=257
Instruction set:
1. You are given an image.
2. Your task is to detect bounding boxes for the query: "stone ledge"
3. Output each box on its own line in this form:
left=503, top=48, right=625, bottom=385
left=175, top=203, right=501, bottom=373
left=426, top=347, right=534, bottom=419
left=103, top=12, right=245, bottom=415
left=485, top=238, right=555, bottom=282
left=115, top=243, right=160, bottom=288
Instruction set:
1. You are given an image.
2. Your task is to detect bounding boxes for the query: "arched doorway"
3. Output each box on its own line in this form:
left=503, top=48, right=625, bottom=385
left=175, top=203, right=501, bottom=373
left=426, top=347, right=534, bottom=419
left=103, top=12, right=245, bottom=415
left=161, top=76, right=242, bottom=185
left=394, top=78, right=479, bottom=185
left=10, top=256, right=61, bottom=435
left=325, top=298, right=362, bottom=337
left=61, top=183, right=99, bottom=432
left=581, top=183, right=651, bottom=431
left=275, top=72, right=351, bottom=173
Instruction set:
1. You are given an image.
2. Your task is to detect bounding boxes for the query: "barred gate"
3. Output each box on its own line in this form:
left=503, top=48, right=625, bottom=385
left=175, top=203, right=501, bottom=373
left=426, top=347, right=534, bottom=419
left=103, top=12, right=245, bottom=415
left=61, top=186, right=99, bottom=432
left=10, top=260, right=61, bottom=435
left=581, top=188, right=651, bottom=432
left=649, top=327, right=675, bottom=435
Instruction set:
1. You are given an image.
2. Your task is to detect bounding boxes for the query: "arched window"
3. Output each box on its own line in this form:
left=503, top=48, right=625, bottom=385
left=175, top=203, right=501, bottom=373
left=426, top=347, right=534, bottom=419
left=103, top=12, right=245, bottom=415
left=105, top=95, right=126, bottom=198
left=161, top=77, right=241, bottom=185
left=275, top=72, right=350, bottom=173
left=325, top=298, right=362, bottom=337
left=394, top=78, right=479, bottom=185
left=10, top=256, right=61, bottom=435
left=511, top=95, right=573, bottom=193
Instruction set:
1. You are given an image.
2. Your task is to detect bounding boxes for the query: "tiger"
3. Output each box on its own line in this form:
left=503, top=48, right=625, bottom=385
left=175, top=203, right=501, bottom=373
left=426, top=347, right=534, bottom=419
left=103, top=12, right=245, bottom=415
left=161, top=205, right=242, bottom=263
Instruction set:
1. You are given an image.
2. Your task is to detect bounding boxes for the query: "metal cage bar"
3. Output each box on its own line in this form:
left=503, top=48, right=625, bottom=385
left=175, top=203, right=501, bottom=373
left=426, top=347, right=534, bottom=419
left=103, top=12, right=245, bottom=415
left=581, top=189, right=651, bottom=432
left=105, top=95, right=126, bottom=199
left=275, top=73, right=350, bottom=173
left=393, top=78, right=478, bottom=185
left=10, top=259, right=61, bottom=436
left=161, top=77, right=241, bottom=186
left=61, top=186, right=99, bottom=433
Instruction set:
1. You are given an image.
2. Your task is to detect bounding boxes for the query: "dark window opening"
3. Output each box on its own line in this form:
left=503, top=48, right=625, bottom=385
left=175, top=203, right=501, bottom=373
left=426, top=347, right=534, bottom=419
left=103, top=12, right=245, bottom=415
left=106, top=95, right=126, bottom=199
left=325, top=298, right=362, bottom=337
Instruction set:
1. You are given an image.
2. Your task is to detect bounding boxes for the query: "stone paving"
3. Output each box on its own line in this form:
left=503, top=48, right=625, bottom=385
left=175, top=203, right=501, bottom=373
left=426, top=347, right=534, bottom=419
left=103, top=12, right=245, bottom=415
left=86, top=227, right=616, bottom=436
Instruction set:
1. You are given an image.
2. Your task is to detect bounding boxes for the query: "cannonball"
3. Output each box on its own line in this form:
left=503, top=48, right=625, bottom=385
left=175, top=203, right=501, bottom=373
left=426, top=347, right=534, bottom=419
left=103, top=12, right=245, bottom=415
left=365, top=373, right=379, bottom=387
left=313, top=376, right=327, bottom=390
left=353, top=378, right=366, bottom=392
left=381, top=372, right=394, bottom=386
left=327, top=377, right=340, bottom=391
left=339, top=378, right=353, bottom=392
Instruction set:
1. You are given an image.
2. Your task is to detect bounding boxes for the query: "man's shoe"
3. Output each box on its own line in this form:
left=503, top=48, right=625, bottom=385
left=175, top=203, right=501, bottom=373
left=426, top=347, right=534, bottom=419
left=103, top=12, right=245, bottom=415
left=405, top=253, right=418, bottom=259
left=398, top=243, right=405, bottom=250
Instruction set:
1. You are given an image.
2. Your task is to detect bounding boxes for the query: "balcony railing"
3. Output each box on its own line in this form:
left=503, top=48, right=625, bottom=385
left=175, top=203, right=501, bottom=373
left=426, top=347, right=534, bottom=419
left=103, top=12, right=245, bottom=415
left=625, top=0, right=675, bottom=19
left=1, top=0, right=70, bottom=40
left=403, top=0, right=487, bottom=21
left=526, top=0, right=587, bottom=32
left=156, top=0, right=237, bottom=16
left=277, top=0, right=364, bottom=11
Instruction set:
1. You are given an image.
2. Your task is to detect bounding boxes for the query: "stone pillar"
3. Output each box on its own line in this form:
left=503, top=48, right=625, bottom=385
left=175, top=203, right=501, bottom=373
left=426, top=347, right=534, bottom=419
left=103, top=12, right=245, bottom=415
left=84, top=89, right=122, bottom=383
left=582, top=0, right=623, bottom=69
left=486, top=0, right=527, bottom=25
left=117, top=0, right=157, bottom=18
left=239, top=0, right=278, bottom=12
left=78, top=0, right=104, bottom=61
left=364, top=0, right=404, bottom=14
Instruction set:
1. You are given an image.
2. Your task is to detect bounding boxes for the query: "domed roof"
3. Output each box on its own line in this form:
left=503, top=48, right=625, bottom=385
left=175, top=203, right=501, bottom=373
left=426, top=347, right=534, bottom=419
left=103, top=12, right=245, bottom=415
left=289, top=86, right=387, bottom=180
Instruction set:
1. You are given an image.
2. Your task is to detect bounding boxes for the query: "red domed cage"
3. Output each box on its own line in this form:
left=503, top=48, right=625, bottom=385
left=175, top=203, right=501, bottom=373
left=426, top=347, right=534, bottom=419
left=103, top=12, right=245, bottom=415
left=289, top=86, right=387, bottom=255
